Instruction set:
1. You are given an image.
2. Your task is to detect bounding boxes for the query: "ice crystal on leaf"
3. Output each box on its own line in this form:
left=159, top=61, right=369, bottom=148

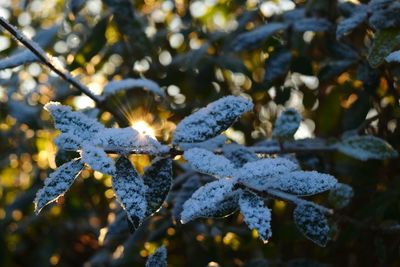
left=145, top=246, right=167, bottom=267
left=293, top=204, right=330, bottom=247
left=173, top=96, right=253, bottom=144
left=272, top=108, right=302, bottom=139
left=180, top=178, right=237, bottom=223
left=239, top=190, right=272, bottom=243
left=34, top=158, right=84, bottom=214
left=337, top=135, right=398, bottom=161
left=81, top=143, right=116, bottom=175
left=112, top=157, right=147, bottom=228
left=237, top=158, right=299, bottom=190
left=103, top=78, right=165, bottom=98
left=54, top=133, right=81, bottom=150
left=184, top=148, right=236, bottom=178
left=267, top=171, right=337, bottom=196
left=143, top=157, right=172, bottom=216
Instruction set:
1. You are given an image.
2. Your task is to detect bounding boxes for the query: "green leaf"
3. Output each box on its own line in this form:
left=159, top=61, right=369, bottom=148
left=293, top=204, right=330, bottom=247
left=34, top=158, right=84, bottom=214
left=112, top=157, right=147, bottom=228
left=337, top=135, right=398, bottom=161
left=368, top=28, right=400, bottom=68
left=143, top=157, right=172, bottom=216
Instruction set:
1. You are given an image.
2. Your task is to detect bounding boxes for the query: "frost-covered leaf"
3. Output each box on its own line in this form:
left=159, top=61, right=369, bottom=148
left=143, top=157, right=172, bottom=216
left=264, top=50, right=292, bottom=84
left=368, top=28, right=400, bottom=67
left=112, top=157, right=147, bottom=228
left=230, top=23, right=287, bottom=52
left=336, top=5, right=367, bottom=39
left=81, top=143, right=116, bottom=175
left=146, top=246, right=167, bottom=267
left=180, top=178, right=236, bottom=223
left=293, top=204, right=330, bottom=247
left=385, top=50, right=400, bottom=63
left=337, top=135, right=398, bottom=161
left=0, top=50, right=38, bottom=70
left=45, top=102, right=104, bottom=143
left=103, top=78, right=165, bottom=98
left=237, top=158, right=299, bottom=191
left=93, top=127, right=166, bottom=155
left=239, top=190, right=272, bottom=243
left=34, top=158, right=84, bottom=214
left=329, top=183, right=354, bottom=209
left=368, top=2, right=400, bottom=30
left=54, top=134, right=81, bottom=150
left=179, top=135, right=227, bottom=151
left=268, top=171, right=337, bottom=196
left=184, top=148, right=236, bottom=178
left=222, top=143, right=258, bottom=168
left=173, top=96, right=253, bottom=144
left=272, top=108, right=302, bottom=139
left=173, top=175, right=202, bottom=221
left=293, top=18, right=331, bottom=32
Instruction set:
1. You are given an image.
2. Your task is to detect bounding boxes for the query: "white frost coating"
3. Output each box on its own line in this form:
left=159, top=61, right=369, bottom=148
left=237, top=158, right=299, bottom=190
left=180, top=178, right=235, bottom=223
left=112, top=157, right=147, bottom=228
left=183, top=148, right=236, bottom=178
left=329, top=183, right=354, bottom=209
left=230, top=23, right=287, bottom=51
left=385, top=50, right=400, bottom=63
left=337, top=135, right=398, bottom=161
left=146, top=246, right=167, bottom=267
left=34, top=158, right=84, bottom=214
left=173, top=96, right=253, bottom=144
left=93, top=127, right=166, bottom=155
left=336, top=5, right=367, bottom=39
left=103, top=78, right=165, bottom=97
left=293, top=204, right=330, bottom=247
left=267, top=170, right=337, bottom=196
left=0, top=50, right=38, bottom=70
left=54, top=134, right=81, bottom=150
left=179, top=135, right=227, bottom=151
left=81, top=143, right=116, bottom=175
left=45, top=102, right=105, bottom=142
left=239, top=191, right=272, bottom=243
left=272, top=108, right=302, bottom=139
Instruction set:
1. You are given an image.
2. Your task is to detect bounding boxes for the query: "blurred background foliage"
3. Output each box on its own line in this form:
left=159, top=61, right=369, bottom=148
left=1, top=0, right=400, bottom=266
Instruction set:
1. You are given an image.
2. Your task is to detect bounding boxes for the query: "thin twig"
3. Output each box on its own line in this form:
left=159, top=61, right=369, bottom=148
left=357, top=113, right=380, bottom=134
left=0, top=17, right=127, bottom=125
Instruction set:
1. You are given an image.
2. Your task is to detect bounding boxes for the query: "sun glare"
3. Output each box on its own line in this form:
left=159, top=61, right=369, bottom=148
left=131, top=120, right=156, bottom=139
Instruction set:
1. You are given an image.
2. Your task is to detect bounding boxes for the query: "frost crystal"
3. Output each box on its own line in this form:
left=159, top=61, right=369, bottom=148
left=222, top=143, right=258, bottom=168
left=180, top=178, right=236, bottom=223
left=239, top=190, right=272, bottom=243
left=0, top=50, right=38, bottom=70
left=183, top=148, right=236, bottom=178
left=93, top=127, right=166, bottom=155
left=230, top=23, right=287, bottom=52
left=45, top=102, right=104, bottom=143
left=268, top=171, right=337, bottom=196
left=143, top=157, right=172, bottom=216
left=54, top=134, right=81, bottom=150
left=337, top=135, right=398, bottom=161
left=34, top=158, right=84, bottom=214
left=146, top=246, right=167, bottom=267
left=179, top=135, right=227, bottom=151
left=237, top=158, right=299, bottom=190
left=272, top=108, right=302, bottom=139
left=103, top=78, right=165, bottom=98
left=329, top=183, right=354, bottom=209
left=112, top=157, right=147, bottom=228
left=173, top=96, right=253, bottom=144
left=293, top=204, right=330, bottom=247
left=81, top=143, right=116, bottom=175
